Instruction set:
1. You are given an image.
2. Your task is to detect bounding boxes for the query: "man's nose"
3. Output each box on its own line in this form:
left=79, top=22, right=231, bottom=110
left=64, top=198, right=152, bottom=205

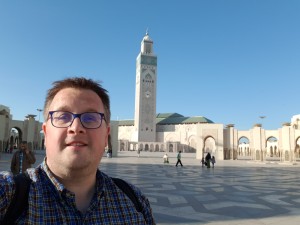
left=68, top=117, right=85, bottom=133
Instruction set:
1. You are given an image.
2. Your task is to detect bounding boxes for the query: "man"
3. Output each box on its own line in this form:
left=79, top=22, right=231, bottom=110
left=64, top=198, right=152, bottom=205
left=175, top=151, right=183, bottom=167
left=205, top=152, right=212, bottom=168
left=0, top=77, right=155, bottom=224
left=10, top=141, right=36, bottom=175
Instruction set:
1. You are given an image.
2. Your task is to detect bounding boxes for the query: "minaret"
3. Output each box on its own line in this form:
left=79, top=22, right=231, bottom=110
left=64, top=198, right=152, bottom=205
left=134, top=31, right=157, bottom=142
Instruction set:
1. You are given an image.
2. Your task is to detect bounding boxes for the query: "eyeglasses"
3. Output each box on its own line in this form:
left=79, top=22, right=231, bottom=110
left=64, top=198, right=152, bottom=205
left=48, top=111, right=106, bottom=129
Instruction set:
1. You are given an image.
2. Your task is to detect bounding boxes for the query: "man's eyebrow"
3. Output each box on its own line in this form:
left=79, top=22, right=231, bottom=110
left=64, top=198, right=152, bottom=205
left=49, top=108, right=102, bottom=113
left=50, top=107, right=70, bottom=112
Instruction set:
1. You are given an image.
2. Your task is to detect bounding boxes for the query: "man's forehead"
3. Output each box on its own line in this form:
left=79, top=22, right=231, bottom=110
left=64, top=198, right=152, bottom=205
left=55, top=87, right=98, bottom=97
left=51, top=88, right=104, bottom=108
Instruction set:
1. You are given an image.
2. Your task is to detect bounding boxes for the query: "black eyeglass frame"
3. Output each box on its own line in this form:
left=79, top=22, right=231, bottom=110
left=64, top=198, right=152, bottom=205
left=48, top=111, right=106, bottom=129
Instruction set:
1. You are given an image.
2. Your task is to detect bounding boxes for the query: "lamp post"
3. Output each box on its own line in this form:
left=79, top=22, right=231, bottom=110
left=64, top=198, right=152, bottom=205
left=259, top=116, right=266, bottom=127
left=37, top=109, right=43, bottom=122
left=259, top=116, right=266, bottom=161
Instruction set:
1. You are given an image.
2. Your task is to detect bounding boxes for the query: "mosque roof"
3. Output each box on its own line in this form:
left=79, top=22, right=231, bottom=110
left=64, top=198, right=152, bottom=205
left=156, top=113, right=214, bottom=125
left=156, top=113, right=184, bottom=118
left=118, top=113, right=214, bottom=126
left=118, top=120, right=134, bottom=126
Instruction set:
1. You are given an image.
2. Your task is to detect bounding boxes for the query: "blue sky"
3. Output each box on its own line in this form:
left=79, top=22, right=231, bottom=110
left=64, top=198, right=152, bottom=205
left=0, top=0, right=299, bottom=130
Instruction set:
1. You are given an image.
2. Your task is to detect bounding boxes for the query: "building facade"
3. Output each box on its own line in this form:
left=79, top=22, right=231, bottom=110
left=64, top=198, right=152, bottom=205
left=118, top=32, right=300, bottom=162
left=0, top=104, right=43, bottom=152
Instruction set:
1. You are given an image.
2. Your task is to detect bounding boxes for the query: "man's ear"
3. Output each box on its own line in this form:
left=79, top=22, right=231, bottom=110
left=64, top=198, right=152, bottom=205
left=42, top=123, right=47, bottom=146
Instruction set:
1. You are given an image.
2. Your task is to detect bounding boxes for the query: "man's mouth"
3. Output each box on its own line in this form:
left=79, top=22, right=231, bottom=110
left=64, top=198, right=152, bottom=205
left=66, top=142, right=86, bottom=147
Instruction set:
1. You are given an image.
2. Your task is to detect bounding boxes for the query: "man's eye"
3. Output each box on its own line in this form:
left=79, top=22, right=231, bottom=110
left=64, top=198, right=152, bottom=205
left=82, top=114, right=98, bottom=123
left=56, top=113, right=72, bottom=121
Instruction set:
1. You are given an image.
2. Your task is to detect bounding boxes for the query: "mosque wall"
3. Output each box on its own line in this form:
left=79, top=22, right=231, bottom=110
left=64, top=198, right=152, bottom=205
left=109, top=121, right=119, bottom=157
left=2, top=107, right=300, bottom=164
left=0, top=112, right=43, bottom=152
left=119, top=125, right=135, bottom=140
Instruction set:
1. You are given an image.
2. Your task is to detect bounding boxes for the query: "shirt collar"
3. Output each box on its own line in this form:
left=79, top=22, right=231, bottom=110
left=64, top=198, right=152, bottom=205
left=41, top=158, right=105, bottom=194
left=41, top=158, right=65, bottom=192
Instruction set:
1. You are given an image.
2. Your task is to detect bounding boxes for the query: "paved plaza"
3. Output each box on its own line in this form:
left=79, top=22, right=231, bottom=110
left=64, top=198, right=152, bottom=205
left=1, top=151, right=300, bottom=225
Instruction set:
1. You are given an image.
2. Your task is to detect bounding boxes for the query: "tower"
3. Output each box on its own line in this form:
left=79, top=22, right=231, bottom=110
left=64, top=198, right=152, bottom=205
left=134, top=32, right=157, bottom=142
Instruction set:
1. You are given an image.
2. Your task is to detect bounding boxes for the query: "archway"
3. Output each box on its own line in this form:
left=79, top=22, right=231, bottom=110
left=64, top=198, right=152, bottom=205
left=120, top=142, right=125, bottom=151
left=266, top=136, right=279, bottom=161
left=187, top=136, right=196, bottom=153
left=139, top=144, right=143, bottom=151
left=238, top=137, right=251, bottom=159
left=169, top=144, right=173, bottom=152
left=160, top=144, right=164, bottom=152
left=129, top=143, right=134, bottom=151
left=203, top=136, right=216, bottom=158
left=6, top=127, right=22, bottom=153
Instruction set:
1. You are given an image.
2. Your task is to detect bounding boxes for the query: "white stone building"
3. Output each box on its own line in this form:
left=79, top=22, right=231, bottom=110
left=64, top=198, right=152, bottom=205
left=117, top=32, right=300, bottom=162
left=0, top=104, right=43, bottom=152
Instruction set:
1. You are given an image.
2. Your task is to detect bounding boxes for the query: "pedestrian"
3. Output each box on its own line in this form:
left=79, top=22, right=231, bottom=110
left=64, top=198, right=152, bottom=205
left=201, top=157, right=205, bottom=167
left=137, top=149, right=141, bottom=157
left=175, top=150, right=183, bottom=167
left=106, top=149, right=112, bottom=158
left=10, top=141, right=36, bottom=175
left=211, top=156, right=216, bottom=168
left=9, top=146, right=13, bottom=153
left=163, top=153, right=169, bottom=163
left=0, top=77, right=155, bottom=224
left=205, top=152, right=212, bottom=168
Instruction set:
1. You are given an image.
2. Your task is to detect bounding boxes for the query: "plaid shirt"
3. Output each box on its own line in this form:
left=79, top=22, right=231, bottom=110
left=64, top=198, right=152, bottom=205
left=0, top=159, right=156, bottom=224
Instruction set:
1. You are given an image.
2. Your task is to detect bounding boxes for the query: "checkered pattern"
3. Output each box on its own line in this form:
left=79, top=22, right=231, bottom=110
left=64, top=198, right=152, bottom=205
left=0, top=160, right=156, bottom=224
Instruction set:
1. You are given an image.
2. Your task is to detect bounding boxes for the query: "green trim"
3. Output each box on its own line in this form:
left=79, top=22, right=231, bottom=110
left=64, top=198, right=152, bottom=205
left=118, top=113, right=214, bottom=126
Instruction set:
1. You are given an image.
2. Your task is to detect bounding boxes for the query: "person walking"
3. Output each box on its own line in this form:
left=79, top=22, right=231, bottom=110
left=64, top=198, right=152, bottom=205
left=1, top=77, right=155, bottom=224
left=10, top=141, right=36, bottom=175
left=201, top=157, right=205, bottom=167
left=211, top=156, right=216, bottom=168
left=175, top=151, right=183, bottom=167
left=205, top=152, right=212, bottom=168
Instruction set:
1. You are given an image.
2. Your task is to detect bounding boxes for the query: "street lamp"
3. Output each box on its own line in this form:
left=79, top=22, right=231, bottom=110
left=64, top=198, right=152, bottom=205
left=259, top=116, right=266, bottom=127
left=37, top=109, right=43, bottom=122
left=259, top=116, right=266, bottom=161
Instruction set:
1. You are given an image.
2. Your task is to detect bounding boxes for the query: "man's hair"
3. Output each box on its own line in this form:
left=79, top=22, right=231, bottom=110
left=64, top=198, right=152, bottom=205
left=43, top=77, right=111, bottom=123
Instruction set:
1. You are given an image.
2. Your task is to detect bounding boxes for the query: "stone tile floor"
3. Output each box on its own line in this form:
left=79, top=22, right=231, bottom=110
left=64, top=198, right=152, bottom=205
left=1, top=150, right=300, bottom=225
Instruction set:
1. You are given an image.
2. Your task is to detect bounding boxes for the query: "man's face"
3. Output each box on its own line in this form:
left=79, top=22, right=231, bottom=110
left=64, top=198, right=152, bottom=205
left=20, top=143, right=26, bottom=151
left=42, top=88, right=110, bottom=175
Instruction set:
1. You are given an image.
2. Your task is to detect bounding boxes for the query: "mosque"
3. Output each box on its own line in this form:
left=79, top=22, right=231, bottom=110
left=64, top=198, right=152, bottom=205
left=0, top=32, right=299, bottom=162
left=117, top=32, right=300, bottom=162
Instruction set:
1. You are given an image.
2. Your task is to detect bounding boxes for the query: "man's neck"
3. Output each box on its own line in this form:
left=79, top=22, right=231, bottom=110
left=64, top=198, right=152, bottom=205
left=50, top=166, right=97, bottom=213
left=64, top=172, right=97, bottom=213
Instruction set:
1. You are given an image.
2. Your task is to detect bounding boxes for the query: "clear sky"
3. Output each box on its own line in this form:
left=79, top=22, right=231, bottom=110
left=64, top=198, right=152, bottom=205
left=0, top=0, right=299, bottom=130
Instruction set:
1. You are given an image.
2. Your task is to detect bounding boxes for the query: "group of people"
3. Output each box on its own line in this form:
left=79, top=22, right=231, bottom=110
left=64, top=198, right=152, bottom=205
left=162, top=151, right=216, bottom=169
left=201, top=152, right=216, bottom=168
left=3, top=148, right=11, bottom=154
left=162, top=151, right=183, bottom=167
